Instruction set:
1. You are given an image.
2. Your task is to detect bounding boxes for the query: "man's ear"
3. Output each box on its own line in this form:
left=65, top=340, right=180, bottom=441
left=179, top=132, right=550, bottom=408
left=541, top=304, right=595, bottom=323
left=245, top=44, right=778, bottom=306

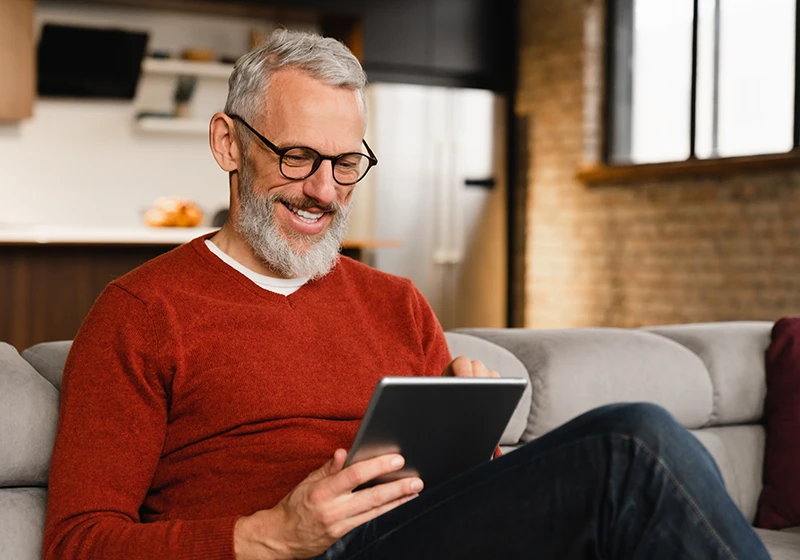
left=209, top=113, right=241, bottom=173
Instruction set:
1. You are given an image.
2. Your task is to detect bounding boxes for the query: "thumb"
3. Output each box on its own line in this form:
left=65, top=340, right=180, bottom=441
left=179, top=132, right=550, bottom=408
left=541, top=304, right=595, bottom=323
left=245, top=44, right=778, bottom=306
left=307, top=449, right=348, bottom=482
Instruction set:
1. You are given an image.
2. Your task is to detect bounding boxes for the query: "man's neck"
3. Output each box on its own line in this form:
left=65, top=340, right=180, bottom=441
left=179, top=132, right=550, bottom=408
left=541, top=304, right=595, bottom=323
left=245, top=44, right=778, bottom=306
left=209, top=223, right=288, bottom=279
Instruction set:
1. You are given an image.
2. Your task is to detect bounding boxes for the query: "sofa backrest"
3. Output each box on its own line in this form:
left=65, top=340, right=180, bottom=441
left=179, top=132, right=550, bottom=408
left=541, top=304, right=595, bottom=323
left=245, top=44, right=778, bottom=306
left=0, top=343, right=59, bottom=560
left=452, top=321, right=773, bottom=523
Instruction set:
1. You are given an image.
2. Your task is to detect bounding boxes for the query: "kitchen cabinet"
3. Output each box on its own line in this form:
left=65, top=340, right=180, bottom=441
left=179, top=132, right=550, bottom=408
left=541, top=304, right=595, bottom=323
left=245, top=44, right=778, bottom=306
left=360, top=0, right=514, bottom=90
left=41, top=0, right=514, bottom=90
left=0, top=0, right=35, bottom=120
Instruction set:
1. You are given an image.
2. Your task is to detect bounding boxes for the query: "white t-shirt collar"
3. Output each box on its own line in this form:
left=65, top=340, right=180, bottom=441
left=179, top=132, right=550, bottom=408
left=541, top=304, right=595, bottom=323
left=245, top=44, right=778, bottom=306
left=204, top=239, right=309, bottom=296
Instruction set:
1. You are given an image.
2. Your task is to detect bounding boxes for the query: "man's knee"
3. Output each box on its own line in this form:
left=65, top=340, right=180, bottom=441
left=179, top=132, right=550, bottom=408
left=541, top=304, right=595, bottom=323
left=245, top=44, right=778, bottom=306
left=585, top=402, right=689, bottom=449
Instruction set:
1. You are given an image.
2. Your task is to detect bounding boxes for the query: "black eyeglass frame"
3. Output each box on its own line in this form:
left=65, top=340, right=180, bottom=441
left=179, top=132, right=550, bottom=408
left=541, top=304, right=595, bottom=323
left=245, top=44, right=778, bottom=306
left=228, top=114, right=378, bottom=185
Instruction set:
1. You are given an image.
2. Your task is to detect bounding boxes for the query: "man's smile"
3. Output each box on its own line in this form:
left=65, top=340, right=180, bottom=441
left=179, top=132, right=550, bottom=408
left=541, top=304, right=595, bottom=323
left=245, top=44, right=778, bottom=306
left=277, top=199, right=332, bottom=236
left=280, top=200, right=326, bottom=224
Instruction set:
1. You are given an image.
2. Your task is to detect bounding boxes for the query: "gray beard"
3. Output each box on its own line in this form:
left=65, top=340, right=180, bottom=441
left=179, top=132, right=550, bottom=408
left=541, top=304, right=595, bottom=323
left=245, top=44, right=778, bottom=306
left=235, top=162, right=353, bottom=280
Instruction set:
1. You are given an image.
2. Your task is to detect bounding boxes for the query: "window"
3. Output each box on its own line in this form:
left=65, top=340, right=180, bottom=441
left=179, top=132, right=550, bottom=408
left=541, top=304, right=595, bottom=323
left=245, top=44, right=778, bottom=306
left=607, top=0, right=797, bottom=165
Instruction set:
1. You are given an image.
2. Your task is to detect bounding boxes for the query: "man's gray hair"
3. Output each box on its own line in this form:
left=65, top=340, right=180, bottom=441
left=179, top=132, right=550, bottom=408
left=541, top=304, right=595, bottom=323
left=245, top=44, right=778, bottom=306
left=224, top=29, right=367, bottom=128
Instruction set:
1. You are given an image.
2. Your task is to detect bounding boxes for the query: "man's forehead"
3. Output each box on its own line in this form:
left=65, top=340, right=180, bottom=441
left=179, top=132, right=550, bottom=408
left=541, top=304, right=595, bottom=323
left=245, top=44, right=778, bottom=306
left=265, top=69, right=361, bottom=118
left=259, top=69, right=365, bottom=150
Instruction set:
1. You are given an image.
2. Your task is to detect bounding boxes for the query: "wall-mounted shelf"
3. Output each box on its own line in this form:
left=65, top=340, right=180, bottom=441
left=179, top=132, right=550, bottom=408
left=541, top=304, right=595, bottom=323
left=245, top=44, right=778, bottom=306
left=135, top=116, right=209, bottom=134
left=141, top=57, right=233, bottom=79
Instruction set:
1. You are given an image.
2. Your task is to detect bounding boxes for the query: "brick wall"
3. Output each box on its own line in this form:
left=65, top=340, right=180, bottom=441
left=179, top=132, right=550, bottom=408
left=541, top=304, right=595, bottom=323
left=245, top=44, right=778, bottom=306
left=517, top=0, right=800, bottom=328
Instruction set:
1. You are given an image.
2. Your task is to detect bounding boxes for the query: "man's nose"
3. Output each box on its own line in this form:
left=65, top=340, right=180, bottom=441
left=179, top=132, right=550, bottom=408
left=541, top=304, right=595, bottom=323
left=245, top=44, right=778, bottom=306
left=302, top=159, right=338, bottom=207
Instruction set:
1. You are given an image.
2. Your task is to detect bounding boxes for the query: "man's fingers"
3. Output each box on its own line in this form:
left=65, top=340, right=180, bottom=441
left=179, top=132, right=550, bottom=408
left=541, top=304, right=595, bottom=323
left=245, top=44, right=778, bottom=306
left=471, top=360, right=489, bottom=377
left=329, top=448, right=348, bottom=475
left=445, top=357, right=501, bottom=378
left=331, top=490, right=419, bottom=538
left=445, top=356, right=473, bottom=377
left=306, top=449, right=348, bottom=484
left=330, top=476, right=422, bottom=532
left=327, top=454, right=407, bottom=495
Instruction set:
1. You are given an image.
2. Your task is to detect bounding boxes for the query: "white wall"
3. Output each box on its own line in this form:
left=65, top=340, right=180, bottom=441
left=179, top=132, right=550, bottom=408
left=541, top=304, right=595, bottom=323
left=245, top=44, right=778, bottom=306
left=0, top=2, right=315, bottom=227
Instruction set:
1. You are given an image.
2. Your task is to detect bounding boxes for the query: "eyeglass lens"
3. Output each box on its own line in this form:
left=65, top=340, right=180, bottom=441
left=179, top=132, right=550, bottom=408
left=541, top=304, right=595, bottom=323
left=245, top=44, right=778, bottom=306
left=281, top=148, right=371, bottom=184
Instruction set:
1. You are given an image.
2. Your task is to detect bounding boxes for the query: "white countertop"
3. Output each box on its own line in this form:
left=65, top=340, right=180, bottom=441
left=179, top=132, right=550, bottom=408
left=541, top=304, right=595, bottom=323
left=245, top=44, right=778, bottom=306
left=0, top=225, right=402, bottom=249
left=0, top=225, right=218, bottom=245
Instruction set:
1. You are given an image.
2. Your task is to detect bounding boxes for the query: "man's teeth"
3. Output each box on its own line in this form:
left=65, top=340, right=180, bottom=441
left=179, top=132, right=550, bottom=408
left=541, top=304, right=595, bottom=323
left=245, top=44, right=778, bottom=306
left=291, top=206, right=323, bottom=224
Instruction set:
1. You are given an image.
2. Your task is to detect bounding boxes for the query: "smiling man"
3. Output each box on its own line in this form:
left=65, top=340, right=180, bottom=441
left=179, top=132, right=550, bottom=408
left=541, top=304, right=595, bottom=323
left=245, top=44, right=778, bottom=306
left=209, top=66, right=372, bottom=281
left=43, top=30, right=771, bottom=560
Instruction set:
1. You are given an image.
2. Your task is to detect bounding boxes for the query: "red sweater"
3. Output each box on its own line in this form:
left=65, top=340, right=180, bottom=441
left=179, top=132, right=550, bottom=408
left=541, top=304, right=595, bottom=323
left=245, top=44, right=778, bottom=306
left=43, top=235, right=452, bottom=560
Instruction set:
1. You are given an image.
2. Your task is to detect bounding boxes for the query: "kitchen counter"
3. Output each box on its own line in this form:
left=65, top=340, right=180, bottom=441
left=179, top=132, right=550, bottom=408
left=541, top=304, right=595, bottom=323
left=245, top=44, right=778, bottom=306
left=0, top=225, right=401, bottom=249
left=0, top=225, right=218, bottom=245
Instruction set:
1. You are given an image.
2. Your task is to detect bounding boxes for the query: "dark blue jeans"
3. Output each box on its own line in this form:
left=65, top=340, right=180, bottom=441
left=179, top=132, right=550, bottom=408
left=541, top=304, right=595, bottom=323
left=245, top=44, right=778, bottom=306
left=317, top=403, right=771, bottom=560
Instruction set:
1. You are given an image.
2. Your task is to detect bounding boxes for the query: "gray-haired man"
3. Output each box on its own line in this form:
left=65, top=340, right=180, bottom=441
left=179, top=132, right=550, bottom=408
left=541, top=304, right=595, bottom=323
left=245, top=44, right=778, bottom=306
left=43, top=29, right=771, bottom=560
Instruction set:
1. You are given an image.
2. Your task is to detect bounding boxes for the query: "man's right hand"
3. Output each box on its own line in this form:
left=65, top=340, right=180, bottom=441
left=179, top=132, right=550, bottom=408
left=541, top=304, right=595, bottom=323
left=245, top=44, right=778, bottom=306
left=234, top=449, right=423, bottom=560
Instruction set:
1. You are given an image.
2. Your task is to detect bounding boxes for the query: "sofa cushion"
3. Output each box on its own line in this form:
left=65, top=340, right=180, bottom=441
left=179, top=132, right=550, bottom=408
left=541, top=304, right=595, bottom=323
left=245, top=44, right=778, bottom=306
left=0, top=343, right=59, bottom=487
left=21, top=340, right=72, bottom=391
left=445, top=332, right=532, bottom=446
left=0, top=488, right=47, bottom=560
left=453, top=328, right=714, bottom=439
left=643, top=322, right=771, bottom=426
left=690, top=425, right=765, bottom=524
left=757, top=317, right=800, bottom=530
left=754, top=528, right=800, bottom=560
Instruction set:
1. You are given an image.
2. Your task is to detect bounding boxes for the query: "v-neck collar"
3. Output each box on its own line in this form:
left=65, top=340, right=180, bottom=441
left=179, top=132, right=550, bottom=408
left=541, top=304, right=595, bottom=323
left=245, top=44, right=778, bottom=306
left=188, top=232, right=340, bottom=307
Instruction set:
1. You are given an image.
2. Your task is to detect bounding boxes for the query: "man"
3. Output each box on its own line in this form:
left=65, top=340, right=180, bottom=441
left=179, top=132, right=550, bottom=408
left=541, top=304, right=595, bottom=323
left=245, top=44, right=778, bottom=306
left=43, top=30, right=770, bottom=560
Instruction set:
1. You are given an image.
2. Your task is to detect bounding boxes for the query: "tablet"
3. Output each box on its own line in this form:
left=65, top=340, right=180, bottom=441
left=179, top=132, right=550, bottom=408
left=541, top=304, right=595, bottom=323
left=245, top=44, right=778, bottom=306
left=344, top=376, right=528, bottom=490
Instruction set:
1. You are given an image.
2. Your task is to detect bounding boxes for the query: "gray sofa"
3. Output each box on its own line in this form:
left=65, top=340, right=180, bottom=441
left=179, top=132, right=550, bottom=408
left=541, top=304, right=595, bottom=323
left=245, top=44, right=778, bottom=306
left=2, top=322, right=799, bottom=558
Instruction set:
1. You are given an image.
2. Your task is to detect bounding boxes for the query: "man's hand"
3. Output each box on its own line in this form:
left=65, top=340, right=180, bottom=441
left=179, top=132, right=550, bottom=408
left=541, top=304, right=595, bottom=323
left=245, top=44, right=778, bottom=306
left=442, top=356, right=500, bottom=378
left=234, top=449, right=422, bottom=560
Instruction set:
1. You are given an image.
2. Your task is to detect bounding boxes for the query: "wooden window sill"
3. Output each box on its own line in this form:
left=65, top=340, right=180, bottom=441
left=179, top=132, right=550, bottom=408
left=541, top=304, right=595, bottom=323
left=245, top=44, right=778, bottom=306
left=577, top=151, right=800, bottom=184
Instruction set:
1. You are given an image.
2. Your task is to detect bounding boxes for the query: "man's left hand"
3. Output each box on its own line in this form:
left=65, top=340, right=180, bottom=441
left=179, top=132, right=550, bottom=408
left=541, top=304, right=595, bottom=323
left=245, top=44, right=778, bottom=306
left=442, top=356, right=500, bottom=378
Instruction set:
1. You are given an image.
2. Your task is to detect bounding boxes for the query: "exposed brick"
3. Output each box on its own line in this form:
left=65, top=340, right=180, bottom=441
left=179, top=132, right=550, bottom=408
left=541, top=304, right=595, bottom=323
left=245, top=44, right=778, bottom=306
left=516, top=0, right=800, bottom=328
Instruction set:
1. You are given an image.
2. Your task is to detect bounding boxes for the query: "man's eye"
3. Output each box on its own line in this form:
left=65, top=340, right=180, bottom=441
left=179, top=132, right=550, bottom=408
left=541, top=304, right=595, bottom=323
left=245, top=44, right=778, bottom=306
left=338, top=156, right=363, bottom=169
left=284, top=154, right=314, bottom=166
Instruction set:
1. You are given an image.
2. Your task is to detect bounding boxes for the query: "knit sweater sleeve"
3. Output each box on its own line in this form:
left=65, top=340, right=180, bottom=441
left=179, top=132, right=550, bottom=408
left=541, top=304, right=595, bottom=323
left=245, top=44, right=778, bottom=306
left=410, top=284, right=452, bottom=376
left=43, top=284, right=238, bottom=560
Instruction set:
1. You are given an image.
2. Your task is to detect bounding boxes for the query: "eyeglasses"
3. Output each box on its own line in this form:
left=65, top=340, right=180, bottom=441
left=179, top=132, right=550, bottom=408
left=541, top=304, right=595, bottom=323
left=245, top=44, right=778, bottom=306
left=228, top=114, right=378, bottom=186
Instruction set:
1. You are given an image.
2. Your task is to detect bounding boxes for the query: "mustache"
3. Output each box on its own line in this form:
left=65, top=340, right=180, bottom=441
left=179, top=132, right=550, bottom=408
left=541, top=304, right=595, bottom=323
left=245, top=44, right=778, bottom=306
left=267, top=193, right=341, bottom=213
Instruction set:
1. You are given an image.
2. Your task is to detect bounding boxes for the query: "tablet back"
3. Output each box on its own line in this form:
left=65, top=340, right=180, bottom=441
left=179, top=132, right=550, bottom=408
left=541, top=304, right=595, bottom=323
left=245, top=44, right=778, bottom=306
left=345, top=377, right=527, bottom=489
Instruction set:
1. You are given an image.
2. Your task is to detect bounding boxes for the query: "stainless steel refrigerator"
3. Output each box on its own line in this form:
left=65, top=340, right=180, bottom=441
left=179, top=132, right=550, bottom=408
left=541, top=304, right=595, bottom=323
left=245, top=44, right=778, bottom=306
left=364, top=83, right=508, bottom=330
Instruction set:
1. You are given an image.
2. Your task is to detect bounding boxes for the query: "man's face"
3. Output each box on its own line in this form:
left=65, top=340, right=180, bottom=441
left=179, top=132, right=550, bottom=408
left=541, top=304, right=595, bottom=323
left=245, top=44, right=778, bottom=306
left=234, top=68, right=365, bottom=279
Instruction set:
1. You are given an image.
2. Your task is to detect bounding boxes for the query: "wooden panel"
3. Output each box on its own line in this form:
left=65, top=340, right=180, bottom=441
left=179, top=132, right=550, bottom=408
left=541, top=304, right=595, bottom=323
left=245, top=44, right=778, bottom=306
left=0, top=0, right=35, bottom=121
left=0, top=245, right=171, bottom=351
left=0, top=244, right=371, bottom=351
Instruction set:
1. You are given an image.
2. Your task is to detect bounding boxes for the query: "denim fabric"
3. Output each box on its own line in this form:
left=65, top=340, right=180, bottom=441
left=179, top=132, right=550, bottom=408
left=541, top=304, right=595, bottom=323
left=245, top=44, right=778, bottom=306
left=316, top=403, right=771, bottom=560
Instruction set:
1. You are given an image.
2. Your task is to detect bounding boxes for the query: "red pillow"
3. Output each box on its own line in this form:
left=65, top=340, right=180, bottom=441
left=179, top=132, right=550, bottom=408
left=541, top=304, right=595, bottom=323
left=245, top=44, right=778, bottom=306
left=756, top=317, right=800, bottom=529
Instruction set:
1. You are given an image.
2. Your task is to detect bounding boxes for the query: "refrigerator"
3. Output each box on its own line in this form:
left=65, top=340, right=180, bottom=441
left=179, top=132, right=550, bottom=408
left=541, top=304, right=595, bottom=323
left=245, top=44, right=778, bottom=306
left=363, top=83, right=508, bottom=330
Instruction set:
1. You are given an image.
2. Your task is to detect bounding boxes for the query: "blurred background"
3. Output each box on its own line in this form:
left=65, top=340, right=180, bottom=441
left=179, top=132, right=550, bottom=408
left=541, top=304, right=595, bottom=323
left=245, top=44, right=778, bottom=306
left=2, top=0, right=800, bottom=351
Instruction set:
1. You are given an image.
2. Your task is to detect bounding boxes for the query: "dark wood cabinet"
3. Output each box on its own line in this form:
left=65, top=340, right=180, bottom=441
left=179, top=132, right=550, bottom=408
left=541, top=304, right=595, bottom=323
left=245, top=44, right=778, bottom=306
left=430, top=0, right=491, bottom=75
left=43, top=0, right=515, bottom=90
left=0, top=242, right=379, bottom=351
left=0, top=244, right=172, bottom=351
left=360, top=0, right=513, bottom=90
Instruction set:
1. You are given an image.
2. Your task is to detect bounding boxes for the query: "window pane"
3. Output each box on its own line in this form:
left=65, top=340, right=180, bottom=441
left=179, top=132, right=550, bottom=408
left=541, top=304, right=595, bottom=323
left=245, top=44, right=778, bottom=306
left=629, top=0, right=694, bottom=164
left=716, top=0, right=794, bottom=157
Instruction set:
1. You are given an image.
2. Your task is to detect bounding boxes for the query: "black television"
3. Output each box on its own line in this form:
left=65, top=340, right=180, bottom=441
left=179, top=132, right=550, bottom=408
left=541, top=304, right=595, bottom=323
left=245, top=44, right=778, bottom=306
left=37, top=23, right=149, bottom=99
